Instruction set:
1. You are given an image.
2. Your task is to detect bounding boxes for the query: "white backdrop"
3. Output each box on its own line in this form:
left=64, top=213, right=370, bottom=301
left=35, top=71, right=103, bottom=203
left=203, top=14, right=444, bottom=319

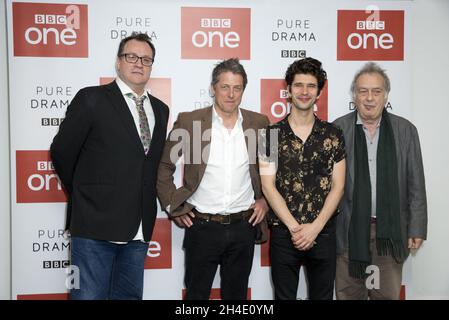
left=1, top=0, right=11, bottom=301
left=6, top=0, right=418, bottom=299
left=410, top=0, right=449, bottom=299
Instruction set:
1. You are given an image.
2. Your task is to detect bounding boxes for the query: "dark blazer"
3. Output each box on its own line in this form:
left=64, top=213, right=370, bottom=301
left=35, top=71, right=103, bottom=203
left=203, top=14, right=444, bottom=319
left=333, top=111, right=427, bottom=256
left=156, top=106, right=270, bottom=243
left=51, top=80, right=169, bottom=242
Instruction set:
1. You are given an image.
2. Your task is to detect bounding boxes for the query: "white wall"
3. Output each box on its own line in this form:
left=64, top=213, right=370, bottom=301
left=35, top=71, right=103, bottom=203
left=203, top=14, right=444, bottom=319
left=410, top=0, right=449, bottom=299
left=0, top=0, right=11, bottom=300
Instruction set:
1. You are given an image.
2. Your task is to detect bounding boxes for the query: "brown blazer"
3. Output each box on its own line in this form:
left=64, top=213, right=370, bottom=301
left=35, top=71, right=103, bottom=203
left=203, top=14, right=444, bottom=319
left=157, top=106, right=270, bottom=243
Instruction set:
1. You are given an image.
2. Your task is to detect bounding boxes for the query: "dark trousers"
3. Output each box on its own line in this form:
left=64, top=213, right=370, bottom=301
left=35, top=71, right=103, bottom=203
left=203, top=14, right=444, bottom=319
left=270, top=218, right=336, bottom=300
left=183, top=217, right=256, bottom=300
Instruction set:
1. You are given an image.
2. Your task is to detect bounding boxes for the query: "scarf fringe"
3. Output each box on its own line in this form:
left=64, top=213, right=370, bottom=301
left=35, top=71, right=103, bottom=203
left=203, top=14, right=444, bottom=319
left=349, top=261, right=370, bottom=279
left=376, top=238, right=406, bottom=263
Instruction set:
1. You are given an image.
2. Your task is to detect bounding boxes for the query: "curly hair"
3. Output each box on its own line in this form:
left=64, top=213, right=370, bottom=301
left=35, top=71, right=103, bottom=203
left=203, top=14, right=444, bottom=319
left=285, top=57, right=327, bottom=95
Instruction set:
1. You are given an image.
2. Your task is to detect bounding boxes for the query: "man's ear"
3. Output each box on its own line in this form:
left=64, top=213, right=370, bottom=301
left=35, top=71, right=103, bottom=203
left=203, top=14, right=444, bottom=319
left=115, top=58, right=120, bottom=74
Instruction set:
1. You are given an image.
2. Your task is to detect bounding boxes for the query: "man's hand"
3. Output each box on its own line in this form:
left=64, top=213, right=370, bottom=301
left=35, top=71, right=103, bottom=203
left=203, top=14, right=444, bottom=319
left=408, top=238, right=424, bottom=250
left=248, top=198, right=269, bottom=226
left=291, top=223, right=320, bottom=251
left=173, top=211, right=195, bottom=228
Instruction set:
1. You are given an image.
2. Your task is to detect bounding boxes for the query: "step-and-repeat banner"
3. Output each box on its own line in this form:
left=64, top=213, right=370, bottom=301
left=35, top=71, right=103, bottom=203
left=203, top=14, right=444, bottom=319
left=7, top=0, right=413, bottom=299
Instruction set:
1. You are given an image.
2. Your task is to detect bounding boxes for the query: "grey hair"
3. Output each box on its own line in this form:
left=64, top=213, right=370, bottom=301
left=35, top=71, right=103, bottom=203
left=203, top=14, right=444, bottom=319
left=350, top=62, right=391, bottom=99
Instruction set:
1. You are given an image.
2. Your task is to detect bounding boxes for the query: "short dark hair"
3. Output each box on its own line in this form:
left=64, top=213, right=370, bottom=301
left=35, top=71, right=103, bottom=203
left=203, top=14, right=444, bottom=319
left=285, top=57, right=327, bottom=95
left=211, top=58, right=248, bottom=90
left=117, top=32, right=156, bottom=61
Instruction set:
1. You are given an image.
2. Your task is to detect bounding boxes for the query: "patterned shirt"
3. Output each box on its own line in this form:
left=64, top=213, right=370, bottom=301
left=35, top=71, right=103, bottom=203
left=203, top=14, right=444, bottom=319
left=260, top=115, right=346, bottom=224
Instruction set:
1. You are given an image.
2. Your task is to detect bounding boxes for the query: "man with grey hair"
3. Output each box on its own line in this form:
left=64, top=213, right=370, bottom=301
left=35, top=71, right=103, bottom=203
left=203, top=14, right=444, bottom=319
left=333, top=62, right=427, bottom=299
left=157, top=58, right=269, bottom=299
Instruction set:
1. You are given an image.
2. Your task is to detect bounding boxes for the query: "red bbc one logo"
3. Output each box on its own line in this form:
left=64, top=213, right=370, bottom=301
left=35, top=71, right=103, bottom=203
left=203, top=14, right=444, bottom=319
left=144, top=218, right=172, bottom=269
left=13, top=2, right=88, bottom=57
left=337, top=10, right=404, bottom=61
left=260, top=79, right=328, bottom=124
left=181, top=7, right=251, bottom=60
left=16, top=150, right=67, bottom=203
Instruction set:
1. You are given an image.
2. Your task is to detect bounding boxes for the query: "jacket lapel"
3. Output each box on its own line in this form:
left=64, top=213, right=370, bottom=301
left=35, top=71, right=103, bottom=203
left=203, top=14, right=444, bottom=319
left=241, top=109, right=259, bottom=196
left=347, top=111, right=356, bottom=187
left=105, top=81, right=143, bottom=152
left=147, top=94, right=164, bottom=157
left=195, top=106, right=213, bottom=183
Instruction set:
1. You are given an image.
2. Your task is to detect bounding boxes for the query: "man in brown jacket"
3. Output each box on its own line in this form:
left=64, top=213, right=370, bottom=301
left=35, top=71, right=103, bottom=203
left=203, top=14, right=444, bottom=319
left=157, top=58, right=269, bottom=300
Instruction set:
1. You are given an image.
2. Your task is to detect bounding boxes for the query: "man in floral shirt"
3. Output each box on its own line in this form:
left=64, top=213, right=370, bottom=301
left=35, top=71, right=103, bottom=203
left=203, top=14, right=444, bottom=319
left=259, top=58, right=346, bottom=300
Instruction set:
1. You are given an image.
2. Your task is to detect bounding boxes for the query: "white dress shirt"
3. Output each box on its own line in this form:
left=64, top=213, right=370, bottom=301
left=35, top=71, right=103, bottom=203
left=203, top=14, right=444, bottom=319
left=113, top=77, right=156, bottom=243
left=187, top=106, right=255, bottom=214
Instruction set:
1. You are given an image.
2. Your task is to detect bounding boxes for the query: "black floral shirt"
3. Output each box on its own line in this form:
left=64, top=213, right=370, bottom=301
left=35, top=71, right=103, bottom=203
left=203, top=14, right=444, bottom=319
left=260, top=115, right=346, bottom=224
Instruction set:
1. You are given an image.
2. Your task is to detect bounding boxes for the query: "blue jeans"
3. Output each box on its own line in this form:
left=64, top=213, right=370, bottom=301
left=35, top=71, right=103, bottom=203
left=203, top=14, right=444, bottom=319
left=70, top=236, right=148, bottom=300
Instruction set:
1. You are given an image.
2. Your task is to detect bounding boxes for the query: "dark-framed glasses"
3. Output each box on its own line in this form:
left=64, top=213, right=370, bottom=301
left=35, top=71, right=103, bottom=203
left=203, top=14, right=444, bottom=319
left=119, top=53, right=153, bottom=67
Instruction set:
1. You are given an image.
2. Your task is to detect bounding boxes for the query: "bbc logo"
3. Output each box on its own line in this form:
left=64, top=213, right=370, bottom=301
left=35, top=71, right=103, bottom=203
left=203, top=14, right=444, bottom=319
left=34, top=14, right=67, bottom=25
left=281, top=50, right=306, bottom=58
left=200, top=18, right=231, bottom=28
left=37, top=161, right=54, bottom=171
left=43, top=260, right=70, bottom=269
left=41, top=118, right=64, bottom=126
left=356, top=20, right=385, bottom=30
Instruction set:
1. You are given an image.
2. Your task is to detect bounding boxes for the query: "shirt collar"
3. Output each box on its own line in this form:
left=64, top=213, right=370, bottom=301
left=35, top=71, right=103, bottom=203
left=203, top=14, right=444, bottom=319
left=116, top=76, right=150, bottom=99
left=212, top=105, right=243, bottom=126
left=280, top=113, right=323, bottom=137
left=356, top=112, right=382, bottom=128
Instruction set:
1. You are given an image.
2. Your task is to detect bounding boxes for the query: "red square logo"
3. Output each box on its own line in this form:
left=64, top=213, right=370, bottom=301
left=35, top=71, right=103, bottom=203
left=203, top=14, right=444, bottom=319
left=144, top=218, right=172, bottom=269
left=13, top=2, right=88, bottom=57
left=16, top=150, right=67, bottom=203
left=337, top=10, right=404, bottom=61
left=181, top=7, right=251, bottom=60
left=260, top=79, right=328, bottom=124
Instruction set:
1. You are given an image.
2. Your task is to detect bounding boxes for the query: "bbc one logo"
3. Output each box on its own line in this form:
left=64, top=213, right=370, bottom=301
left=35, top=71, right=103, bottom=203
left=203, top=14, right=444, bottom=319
left=181, top=7, right=251, bottom=59
left=144, top=218, right=172, bottom=269
left=260, top=79, right=328, bottom=124
left=337, top=9, right=404, bottom=60
left=13, top=2, right=88, bottom=57
left=16, top=151, right=67, bottom=203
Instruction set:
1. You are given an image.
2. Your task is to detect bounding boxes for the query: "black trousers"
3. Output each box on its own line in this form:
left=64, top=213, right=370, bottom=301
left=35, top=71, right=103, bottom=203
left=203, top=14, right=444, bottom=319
left=183, top=217, right=256, bottom=300
left=270, top=218, right=336, bottom=300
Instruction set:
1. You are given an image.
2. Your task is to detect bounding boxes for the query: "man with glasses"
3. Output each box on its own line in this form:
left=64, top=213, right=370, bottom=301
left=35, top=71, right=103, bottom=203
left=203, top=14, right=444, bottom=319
left=51, top=32, right=169, bottom=299
left=333, top=62, right=427, bottom=299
